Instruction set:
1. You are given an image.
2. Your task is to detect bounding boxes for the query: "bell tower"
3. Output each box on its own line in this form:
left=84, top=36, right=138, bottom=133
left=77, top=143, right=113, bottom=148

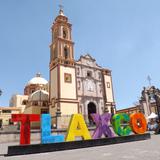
left=49, top=7, right=78, bottom=123
left=50, top=8, right=75, bottom=66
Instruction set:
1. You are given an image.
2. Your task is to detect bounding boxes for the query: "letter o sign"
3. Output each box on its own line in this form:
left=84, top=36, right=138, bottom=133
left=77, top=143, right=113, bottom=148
left=130, top=113, right=147, bottom=134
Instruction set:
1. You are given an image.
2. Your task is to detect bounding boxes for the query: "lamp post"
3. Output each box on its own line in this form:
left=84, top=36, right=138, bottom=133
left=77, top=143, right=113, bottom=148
left=56, top=107, right=61, bottom=129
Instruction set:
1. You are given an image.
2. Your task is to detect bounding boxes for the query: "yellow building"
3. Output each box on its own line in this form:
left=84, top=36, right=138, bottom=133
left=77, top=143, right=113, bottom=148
left=116, top=106, right=140, bottom=115
left=8, top=73, right=49, bottom=128
left=0, top=107, right=21, bottom=128
left=9, top=95, right=28, bottom=113
left=9, top=73, right=49, bottom=115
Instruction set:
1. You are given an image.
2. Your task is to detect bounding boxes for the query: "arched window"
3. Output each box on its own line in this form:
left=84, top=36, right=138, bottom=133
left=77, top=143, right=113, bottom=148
left=53, top=47, right=57, bottom=59
left=43, top=102, right=48, bottom=107
left=32, top=101, right=38, bottom=106
left=78, top=81, right=81, bottom=90
left=54, top=29, right=58, bottom=39
left=22, top=100, right=28, bottom=105
left=77, top=67, right=80, bottom=75
left=63, top=28, right=68, bottom=39
left=63, top=30, right=67, bottom=39
left=87, top=71, right=92, bottom=77
left=99, top=84, right=102, bottom=93
left=64, top=47, right=69, bottom=59
left=98, top=72, right=101, bottom=80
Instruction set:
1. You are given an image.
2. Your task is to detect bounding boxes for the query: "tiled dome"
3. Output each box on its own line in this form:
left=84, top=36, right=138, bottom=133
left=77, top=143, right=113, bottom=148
left=27, top=73, right=48, bottom=85
left=28, top=90, right=49, bottom=102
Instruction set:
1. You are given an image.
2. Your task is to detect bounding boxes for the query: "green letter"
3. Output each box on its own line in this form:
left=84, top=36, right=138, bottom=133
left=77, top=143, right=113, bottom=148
left=112, top=113, right=131, bottom=136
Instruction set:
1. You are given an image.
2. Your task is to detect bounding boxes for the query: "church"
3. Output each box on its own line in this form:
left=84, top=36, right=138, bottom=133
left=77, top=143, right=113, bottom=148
left=9, top=7, right=116, bottom=128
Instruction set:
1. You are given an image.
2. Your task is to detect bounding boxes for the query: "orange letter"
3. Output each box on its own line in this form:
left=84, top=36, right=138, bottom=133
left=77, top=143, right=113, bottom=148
left=130, top=113, right=147, bottom=134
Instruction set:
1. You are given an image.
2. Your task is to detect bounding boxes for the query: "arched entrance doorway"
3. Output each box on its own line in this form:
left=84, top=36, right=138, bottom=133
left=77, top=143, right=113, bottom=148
left=88, top=102, right=97, bottom=125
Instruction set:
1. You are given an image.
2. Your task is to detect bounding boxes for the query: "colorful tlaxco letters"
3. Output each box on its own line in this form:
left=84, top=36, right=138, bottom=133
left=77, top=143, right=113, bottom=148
left=11, top=113, right=147, bottom=145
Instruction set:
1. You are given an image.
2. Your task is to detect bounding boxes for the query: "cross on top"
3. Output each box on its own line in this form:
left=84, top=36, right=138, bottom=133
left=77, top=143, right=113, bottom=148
left=59, top=0, right=64, bottom=10
left=58, top=0, right=64, bottom=15
left=147, top=75, right=152, bottom=86
left=59, top=4, right=64, bottom=10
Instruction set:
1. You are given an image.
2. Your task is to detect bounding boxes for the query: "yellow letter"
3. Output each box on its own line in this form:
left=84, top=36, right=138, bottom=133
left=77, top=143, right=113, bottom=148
left=65, top=114, right=91, bottom=141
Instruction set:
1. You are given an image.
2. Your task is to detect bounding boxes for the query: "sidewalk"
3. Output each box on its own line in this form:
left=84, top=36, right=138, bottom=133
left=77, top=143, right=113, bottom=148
left=0, top=134, right=160, bottom=160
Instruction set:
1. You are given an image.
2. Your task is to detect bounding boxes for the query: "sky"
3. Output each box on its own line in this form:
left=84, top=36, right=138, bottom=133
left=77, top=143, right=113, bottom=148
left=0, top=0, right=160, bottom=109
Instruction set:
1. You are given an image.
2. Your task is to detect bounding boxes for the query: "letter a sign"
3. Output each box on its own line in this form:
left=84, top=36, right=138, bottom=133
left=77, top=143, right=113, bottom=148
left=65, top=114, right=91, bottom=141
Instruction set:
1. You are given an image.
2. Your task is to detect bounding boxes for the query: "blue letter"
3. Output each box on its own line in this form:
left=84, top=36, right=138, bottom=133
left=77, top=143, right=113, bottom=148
left=41, top=114, right=64, bottom=144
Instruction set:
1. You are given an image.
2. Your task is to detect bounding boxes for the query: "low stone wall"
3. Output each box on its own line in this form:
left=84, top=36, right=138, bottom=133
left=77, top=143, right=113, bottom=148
left=0, top=131, right=40, bottom=143
left=0, top=128, right=95, bottom=143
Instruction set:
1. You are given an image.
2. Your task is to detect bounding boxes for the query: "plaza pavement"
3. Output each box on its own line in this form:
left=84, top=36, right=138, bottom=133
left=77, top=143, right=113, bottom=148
left=0, top=134, right=160, bottom=160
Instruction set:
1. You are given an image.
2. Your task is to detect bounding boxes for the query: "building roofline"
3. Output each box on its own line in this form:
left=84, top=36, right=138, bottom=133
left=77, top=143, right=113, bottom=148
left=0, top=107, right=21, bottom=110
left=117, top=105, right=140, bottom=112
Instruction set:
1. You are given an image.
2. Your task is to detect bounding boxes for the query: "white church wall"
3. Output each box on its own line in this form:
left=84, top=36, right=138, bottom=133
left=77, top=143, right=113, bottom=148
left=60, top=66, right=77, bottom=99
left=50, top=67, right=58, bottom=99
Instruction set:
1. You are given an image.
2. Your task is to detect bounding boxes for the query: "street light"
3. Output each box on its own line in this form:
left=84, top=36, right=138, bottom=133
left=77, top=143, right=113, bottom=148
left=56, top=108, right=61, bottom=129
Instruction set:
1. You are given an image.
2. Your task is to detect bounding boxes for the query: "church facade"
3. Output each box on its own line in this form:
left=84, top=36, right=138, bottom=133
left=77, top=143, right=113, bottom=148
left=7, top=7, right=116, bottom=129
left=49, top=8, right=116, bottom=127
left=76, top=55, right=115, bottom=124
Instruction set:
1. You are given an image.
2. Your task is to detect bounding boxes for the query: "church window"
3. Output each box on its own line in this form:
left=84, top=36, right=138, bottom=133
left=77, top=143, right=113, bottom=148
left=9, top=119, right=13, bottom=125
left=53, top=47, right=57, bottom=59
left=31, top=89, right=35, bottom=93
left=54, top=29, right=58, bottom=39
left=64, top=47, right=69, bottom=59
left=22, top=100, right=28, bottom=105
left=33, top=101, right=38, bottom=106
left=107, top=82, right=110, bottom=88
left=99, top=84, right=102, bottom=93
left=2, top=110, right=11, bottom=113
left=87, top=71, right=92, bottom=77
left=98, top=72, right=102, bottom=80
left=63, top=30, right=67, bottom=39
left=77, top=67, right=80, bottom=75
left=78, top=81, right=81, bottom=90
left=41, top=109, right=48, bottom=114
left=43, top=102, right=48, bottom=107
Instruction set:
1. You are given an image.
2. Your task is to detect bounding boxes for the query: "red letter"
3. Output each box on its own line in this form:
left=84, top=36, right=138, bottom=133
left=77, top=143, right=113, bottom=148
left=130, top=113, right=147, bottom=134
left=12, top=114, right=40, bottom=145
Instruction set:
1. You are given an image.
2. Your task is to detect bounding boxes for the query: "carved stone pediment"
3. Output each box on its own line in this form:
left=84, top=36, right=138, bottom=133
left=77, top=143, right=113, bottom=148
left=76, top=54, right=102, bottom=69
left=82, top=54, right=96, bottom=61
